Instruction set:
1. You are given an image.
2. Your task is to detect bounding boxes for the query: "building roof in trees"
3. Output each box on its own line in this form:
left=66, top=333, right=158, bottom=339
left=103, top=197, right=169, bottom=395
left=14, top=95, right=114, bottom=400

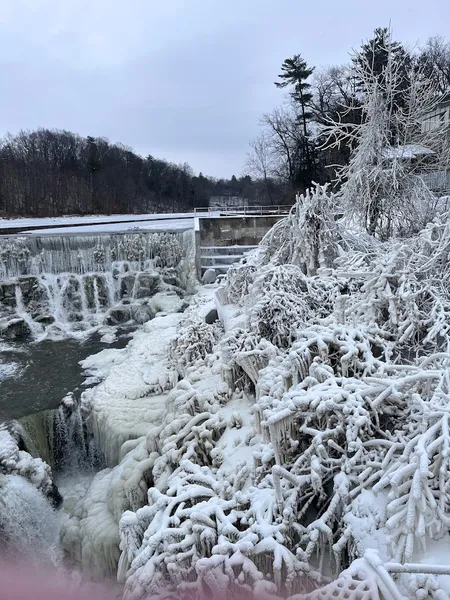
left=381, top=143, right=436, bottom=160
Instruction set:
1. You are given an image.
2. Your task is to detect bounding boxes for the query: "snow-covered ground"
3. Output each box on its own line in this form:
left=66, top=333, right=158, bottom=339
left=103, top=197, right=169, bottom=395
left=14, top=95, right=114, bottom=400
left=20, top=218, right=195, bottom=235
left=0, top=211, right=220, bottom=235
left=0, top=211, right=197, bottom=229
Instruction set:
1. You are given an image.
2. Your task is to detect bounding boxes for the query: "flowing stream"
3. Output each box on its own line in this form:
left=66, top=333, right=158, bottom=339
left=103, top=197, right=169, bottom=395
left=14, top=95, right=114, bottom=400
left=0, top=333, right=132, bottom=422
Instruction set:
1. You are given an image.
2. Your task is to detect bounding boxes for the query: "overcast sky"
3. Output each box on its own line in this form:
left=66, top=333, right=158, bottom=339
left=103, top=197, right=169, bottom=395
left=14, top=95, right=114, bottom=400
left=1, top=0, right=450, bottom=178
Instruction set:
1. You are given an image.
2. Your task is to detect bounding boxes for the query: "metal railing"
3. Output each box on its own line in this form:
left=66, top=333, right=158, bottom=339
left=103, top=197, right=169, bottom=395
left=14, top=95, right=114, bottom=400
left=194, top=205, right=292, bottom=216
left=420, top=170, right=450, bottom=193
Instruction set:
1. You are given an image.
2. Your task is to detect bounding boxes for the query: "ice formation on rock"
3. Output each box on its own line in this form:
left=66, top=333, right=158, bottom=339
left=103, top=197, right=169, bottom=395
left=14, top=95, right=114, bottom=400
left=0, top=424, right=55, bottom=498
left=0, top=425, right=63, bottom=564
left=202, top=268, right=217, bottom=284
left=60, top=296, right=198, bottom=579
left=80, top=308, right=184, bottom=468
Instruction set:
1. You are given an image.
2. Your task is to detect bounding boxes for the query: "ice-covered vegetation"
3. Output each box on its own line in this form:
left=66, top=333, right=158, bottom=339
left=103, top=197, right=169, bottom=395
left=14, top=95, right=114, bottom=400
left=53, top=177, right=443, bottom=599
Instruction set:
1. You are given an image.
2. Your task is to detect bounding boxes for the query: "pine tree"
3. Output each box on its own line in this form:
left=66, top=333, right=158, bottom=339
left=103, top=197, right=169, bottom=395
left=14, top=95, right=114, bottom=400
left=275, top=55, right=314, bottom=137
left=275, top=55, right=318, bottom=190
left=354, top=27, right=412, bottom=120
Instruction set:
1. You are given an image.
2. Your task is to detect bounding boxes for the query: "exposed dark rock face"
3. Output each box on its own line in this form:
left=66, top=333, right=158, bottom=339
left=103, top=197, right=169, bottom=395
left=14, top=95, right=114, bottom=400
left=120, top=274, right=136, bottom=298
left=0, top=282, right=17, bottom=309
left=48, top=482, right=64, bottom=509
left=134, top=272, right=161, bottom=299
left=105, top=306, right=132, bottom=326
left=84, top=275, right=109, bottom=310
left=0, top=318, right=32, bottom=340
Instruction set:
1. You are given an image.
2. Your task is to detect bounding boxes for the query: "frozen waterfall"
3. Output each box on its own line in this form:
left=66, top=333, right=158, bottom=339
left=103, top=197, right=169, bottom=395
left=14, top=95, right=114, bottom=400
left=0, top=474, right=62, bottom=565
left=0, top=230, right=195, bottom=339
left=20, top=392, right=103, bottom=473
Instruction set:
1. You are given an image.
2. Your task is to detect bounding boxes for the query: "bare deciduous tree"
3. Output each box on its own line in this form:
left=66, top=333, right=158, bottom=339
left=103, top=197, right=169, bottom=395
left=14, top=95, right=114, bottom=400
left=311, top=65, right=361, bottom=126
left=418, top=36, right=450, bottom=95
left=244, top=134, right=277, bottom=204
left=260, top=107, right=300, bottom=185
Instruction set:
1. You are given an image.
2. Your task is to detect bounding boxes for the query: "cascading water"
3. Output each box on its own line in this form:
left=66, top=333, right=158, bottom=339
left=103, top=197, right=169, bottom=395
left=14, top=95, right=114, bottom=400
left=0, top=474, right=62, bottom=565
left=0, top=230, right=193, bottom=277
left=0, top=391, right=106, bottom=571
left=20, top=393, right=103, bottom=474
left=0, top=420, right=65, bottom=567
left=0, top=230, right=195, bottom=339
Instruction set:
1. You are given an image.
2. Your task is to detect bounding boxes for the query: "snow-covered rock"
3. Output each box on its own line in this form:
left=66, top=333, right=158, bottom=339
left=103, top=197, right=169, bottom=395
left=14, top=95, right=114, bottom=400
left=202, top=268, right=217, bottom=284
left=0, top=425, right=56, bottom=500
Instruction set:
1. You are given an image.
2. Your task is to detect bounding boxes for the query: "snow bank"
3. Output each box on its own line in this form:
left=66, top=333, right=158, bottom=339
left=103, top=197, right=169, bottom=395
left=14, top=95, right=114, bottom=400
left=0, top=211, right=203, bottom=231
left=21, top=218, right=194, bottom=235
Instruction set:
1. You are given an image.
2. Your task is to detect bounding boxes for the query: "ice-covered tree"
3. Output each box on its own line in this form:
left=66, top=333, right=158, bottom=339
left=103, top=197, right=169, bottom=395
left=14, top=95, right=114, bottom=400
left=324, top=30, right=450, bottom=238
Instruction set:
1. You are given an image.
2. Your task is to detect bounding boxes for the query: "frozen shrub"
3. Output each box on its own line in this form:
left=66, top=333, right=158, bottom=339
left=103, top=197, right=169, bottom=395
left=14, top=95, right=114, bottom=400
left=170, top=315, right=222, bottom=377
left=246, top=264, right=333, bottom=348
left=223, top=263, right=258, bottom=305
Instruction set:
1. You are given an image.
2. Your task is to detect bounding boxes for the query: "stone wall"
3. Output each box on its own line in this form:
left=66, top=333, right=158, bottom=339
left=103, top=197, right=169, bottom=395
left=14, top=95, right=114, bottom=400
left=198, top=215, right=280, bottom=248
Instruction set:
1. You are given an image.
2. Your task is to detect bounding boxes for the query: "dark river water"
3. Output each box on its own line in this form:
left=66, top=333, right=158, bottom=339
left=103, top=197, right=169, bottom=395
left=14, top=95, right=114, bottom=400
left=0, top=332, right=133, bottom=422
